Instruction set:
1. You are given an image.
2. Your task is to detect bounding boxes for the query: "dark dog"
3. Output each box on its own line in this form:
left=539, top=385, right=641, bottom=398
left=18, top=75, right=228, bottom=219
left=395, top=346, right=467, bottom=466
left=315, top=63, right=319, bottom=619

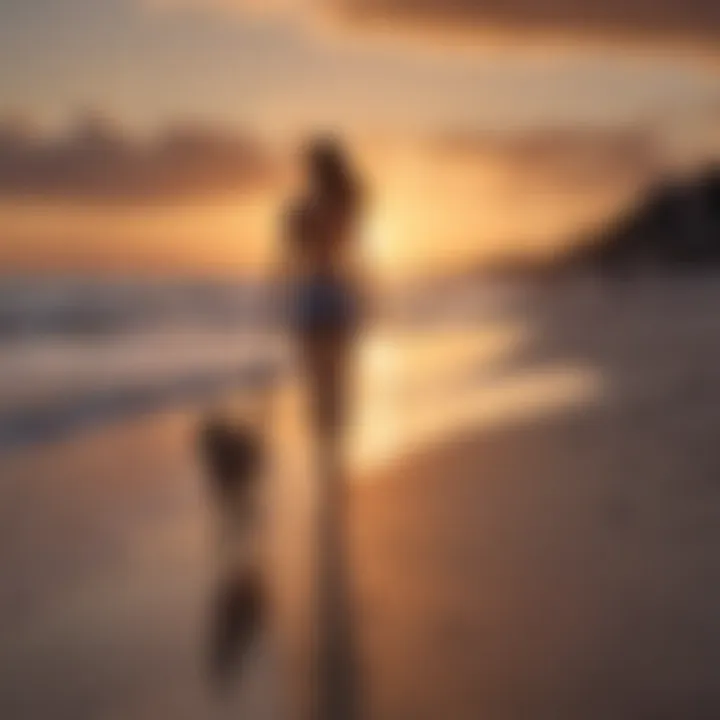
left=199, top=411, right=269, bottom=690
left=198, top=413, right=265, bottom=515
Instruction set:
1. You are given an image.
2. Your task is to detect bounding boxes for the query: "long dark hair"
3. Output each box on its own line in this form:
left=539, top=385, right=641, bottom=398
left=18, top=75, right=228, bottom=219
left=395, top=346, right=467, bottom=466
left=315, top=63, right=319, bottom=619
left=306, top=136, right=361, bottom=214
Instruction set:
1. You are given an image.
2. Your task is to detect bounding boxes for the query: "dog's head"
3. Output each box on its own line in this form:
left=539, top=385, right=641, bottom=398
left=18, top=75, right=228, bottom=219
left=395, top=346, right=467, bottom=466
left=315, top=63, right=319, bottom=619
left=198, top=392, right=273, bottom=488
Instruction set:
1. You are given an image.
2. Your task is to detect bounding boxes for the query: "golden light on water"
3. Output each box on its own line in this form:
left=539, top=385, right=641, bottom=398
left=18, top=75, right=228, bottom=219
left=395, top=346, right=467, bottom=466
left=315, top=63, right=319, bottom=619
left=349, top=327, right=603, bottom=477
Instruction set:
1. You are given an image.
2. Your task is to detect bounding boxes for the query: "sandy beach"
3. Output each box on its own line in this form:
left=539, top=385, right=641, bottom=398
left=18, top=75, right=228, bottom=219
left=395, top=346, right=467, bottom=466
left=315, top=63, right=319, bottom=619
left=2, top=277, right=720, bottom=719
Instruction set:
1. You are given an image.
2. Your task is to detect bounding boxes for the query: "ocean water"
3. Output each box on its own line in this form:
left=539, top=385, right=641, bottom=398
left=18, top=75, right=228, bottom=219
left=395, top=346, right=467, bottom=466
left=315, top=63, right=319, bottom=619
left=0, top=277, right=279, bottom=339
left=0, top=277, right=289, bottom=450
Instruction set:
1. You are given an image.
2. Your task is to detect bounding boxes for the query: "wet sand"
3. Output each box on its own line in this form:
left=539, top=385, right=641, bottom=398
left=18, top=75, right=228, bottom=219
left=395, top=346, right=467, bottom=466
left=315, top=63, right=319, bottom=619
left=3, top=278, right=720, bottom=719
left=351, top=409, right=720, bottom=719
left=348, top=279, right=720, bottom=720
left=0, top=409, right=284, bottom=719
left=0, top=381, right=323, bottom=720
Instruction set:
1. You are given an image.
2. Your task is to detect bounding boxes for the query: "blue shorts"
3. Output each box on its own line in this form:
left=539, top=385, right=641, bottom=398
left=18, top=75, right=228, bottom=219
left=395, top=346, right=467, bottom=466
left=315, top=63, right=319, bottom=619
left=291, top=278, right=360, bottom=336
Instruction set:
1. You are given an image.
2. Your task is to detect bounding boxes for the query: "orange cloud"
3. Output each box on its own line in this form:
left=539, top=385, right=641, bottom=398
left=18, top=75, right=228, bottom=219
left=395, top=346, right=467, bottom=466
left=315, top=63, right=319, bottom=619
left=432, top=126, right=662, bottom=191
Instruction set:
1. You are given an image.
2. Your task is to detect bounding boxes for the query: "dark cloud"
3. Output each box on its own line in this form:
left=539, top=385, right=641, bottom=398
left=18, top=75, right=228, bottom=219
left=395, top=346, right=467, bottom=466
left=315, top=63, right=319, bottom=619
left=331, top=0, right=720, bottom=47
left=0, top=116, right=276, bottom=205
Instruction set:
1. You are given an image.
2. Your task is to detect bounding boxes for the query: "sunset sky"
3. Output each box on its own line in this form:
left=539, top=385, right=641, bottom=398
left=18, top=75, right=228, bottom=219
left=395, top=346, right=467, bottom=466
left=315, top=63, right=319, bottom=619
left=1, top=0, right=719, bottom=275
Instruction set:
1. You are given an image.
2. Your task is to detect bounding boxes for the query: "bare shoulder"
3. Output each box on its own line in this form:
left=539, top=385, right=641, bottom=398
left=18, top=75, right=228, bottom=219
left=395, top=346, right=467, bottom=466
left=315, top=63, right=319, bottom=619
left=285, top=196, right=318, bottom=240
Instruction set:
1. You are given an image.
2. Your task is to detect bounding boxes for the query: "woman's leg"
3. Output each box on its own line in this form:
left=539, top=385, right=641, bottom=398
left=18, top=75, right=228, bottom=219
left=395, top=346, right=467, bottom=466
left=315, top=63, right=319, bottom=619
left=302, top=331, right=360, bottom=720
left=302, top=332, right=351, bottom=443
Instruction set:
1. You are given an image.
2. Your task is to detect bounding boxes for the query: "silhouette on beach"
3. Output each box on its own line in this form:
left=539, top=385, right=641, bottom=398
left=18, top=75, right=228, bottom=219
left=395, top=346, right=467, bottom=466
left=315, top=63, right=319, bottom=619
left=285, top=137, right=363, bottom=440
left=194, top=137, right=367, bottom=715
left=284, top=137, right=365, bottom=719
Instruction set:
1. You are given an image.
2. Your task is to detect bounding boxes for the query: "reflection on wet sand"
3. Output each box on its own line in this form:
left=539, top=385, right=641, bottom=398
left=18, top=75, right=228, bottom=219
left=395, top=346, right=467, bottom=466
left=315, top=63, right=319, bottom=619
left=209, top=563, right=266, bottom=692
left=313, top=444, right=363, bottom=720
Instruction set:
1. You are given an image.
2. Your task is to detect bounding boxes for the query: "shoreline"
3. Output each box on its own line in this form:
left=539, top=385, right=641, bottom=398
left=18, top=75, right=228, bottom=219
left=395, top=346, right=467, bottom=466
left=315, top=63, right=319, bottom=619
left=0, top=360, right=282, bottom=455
